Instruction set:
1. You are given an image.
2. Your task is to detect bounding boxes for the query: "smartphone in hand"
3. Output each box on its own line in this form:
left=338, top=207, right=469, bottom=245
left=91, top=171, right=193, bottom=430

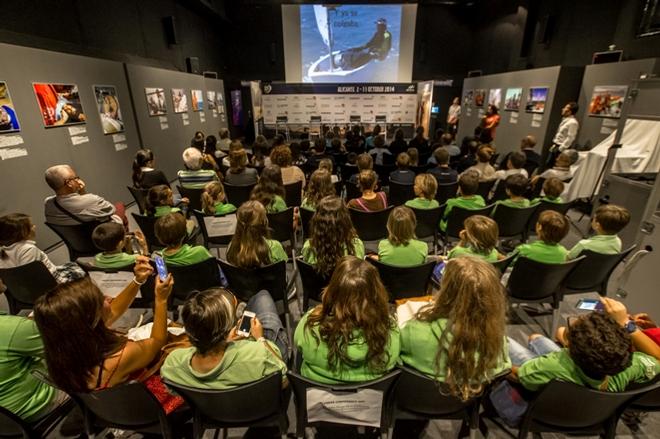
left=237, top=311, right=256, bottom=337
left=154, top=255, right=168, bottom=281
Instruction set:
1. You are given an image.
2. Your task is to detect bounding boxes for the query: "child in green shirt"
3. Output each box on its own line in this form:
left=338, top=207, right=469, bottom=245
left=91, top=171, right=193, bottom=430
left=447, top=215, right=502, bottom=262
left=155, top=213, right=212, bottom=266
left=201, top=181, right=237, bottom=216
left=493, top=174, right=531, bottom=213
left=510, top=210, right=569, bottom=264
left=147, top=184, right=189, bottom=217
left=568, top=204, right=630, bottom=259
left=531, top=177, right=565, bottom=205
left=301, top=169, right=335, bottom=211
left=250, top=165, right=287, bottom=213
left=405, top=173, right=440, bottom=210
left=374, top=206, right=428, bottom=267
left=440, top=170, right=486, bottom=231
left=92, top=222, right=147, bottom=268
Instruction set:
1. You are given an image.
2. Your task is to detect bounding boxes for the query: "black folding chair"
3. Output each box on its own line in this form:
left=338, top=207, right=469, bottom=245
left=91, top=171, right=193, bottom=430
left=176, top=185, right=204, bottom=213
left=561, top=246, right=636, bottom=297
left=345, top=181, right=361, bottom=201
left=72, top=381, right=189, bottom=439
left=267, top=208, right=296, bottom=248
left=0, top=261, right=57, bottom=315
left=410, top=206, right=443, bottom=255
left=435, top=182, right=459, bottom=206
left=627, top=376, right=660, bottom=415
left=368, top=259, right=436, bottom=301
left=191, top=210, right=234, bottom=255
left=284, top=181, right=303, bottom=207
left=527, top=200, right=573, bottom=234
left=528, top=177, right=545, bottom=199
left=163, top=373, right=289, bottom=439
left=388, top=181, right=415, bottom=206
left=476, top=180, right=496, bottom=200
left=0, top=399, right=74, bottom=439
left=131, top=213, right=163, bottom=253
left=491, top=204, right=537, bottom=242
left=300, top=207, right=315, bottom=241
left=375, top=164, right=396, bottom=186
left=490, top=254, right=516, bottom=276
left=45, top=221, right=101, bottom=260
left=167, top=258, right=222, bottom=307
left=224, top=183, right=256, bottom=207
left=411, top=164, right=430, bottom=174
left=349, top=206, right=394, bottom=242
left=127, top=186, right=149, bottom=215
left=296, top=258, right=330, bottom=310
left=442, top=205, right=494, bottom=250
left=288, top=370, right=401, bottom=439
left=507, top=256, right=584, bottom=335
left=489, top=181, right=509, bottom=203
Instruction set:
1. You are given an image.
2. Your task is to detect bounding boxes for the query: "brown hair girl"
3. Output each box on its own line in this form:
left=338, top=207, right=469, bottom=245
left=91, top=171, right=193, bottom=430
left=303, top=169, right=335, bottom=210
left=250, top=165, right=285, bottom=210
left=386, top=206, right=416, bottom=246
left=226, top=201, right=272, bottom=268
left=460, top=215, right=499, bottom=255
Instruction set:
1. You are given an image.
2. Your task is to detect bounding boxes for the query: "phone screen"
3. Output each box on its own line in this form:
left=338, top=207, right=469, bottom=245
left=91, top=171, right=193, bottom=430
left=155, top=256, right=168, bottom=281
left=238, top=313, right=253, bottom=335
left=576, top=299, right=603, bottom=311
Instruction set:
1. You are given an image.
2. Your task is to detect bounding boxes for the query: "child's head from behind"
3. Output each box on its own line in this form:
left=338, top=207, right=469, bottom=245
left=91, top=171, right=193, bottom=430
left=148, top=185, right=173, bottom=212
left=407, top=147, right=419, bottom=166
left=433, top=147, right=450, bottom=166
left=508, top=151, right=526, bottom=170
left=387, top=206, right=417, bottom=246
left=543, top=178, right=564, bottom=199
left=567, top=312, right=632, bottom=381
left=356, top=153, right=373, bottom=171
left=396, top=152, right=410, bottom=170
left=201, top=181, right=227, bottom=214
left=476, top=145, right=493, bottom=164
left=0, top=213, right=34, bottom=247
left=504, top=174, right=529, bottom=198
left=458, top=170, right=479, bottom=197
left=181, top=288, right=237, bottom=355
left=594, top=204, right=630, bottom=235
left=461, top=215, right=498, bottom=254
left=155, top=213, right=187, bottom=248
left=227, top=201, right=271, bottom=268
left=358, top=170, right=378, bottom=192
left=92, top=222, right=125, bottom=253
left=306, top=169, right=334, bottom=207
left=536, top=210, right=569, bottom=245
left=414, top=173, right=437, bottom=201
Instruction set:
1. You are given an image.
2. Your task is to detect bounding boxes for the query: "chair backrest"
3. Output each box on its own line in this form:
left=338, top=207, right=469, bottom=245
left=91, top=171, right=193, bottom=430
left=528, top=177, right=546, bottom=199
left=411, top=164, right=430, bottom=174
left=267, top=208, right=295, bottom=244
left=445, top=205, right=494, bottom=239
left=435, top=182, right=459, bottom=206
left=410, top=206, right=444, bottom=240
left=527, top=200, right=573, bottom=232
left=375, top=164, right=395, bottom=186
left=284, top=181, right=303, bottom=207
left=167, top=258, right=222, bottom=305
left=563, top=246, right=635, bottom=294
left=628, top=376, right=660, bottom=412
left=0, top=404, right=30, bottom=438
left=218, top=260, right=288, bottom=303
left=45, top=221, right=101, bottom=260
left=300, top=207, right=315, bottom=240
left=223, top=183, right=256, bottom=207
left=74, top=381, right=168, bottom=434
left=191, top=210, right=233, bottom=247
left=388, top=181, right=415, bottom=206
left=490, top=204, right=538, bottom=239
left=176, top=185, right=204, bottom=212
left=368, top=259, right=436, bottom=301
left=490, top=254, right=515, bottom=275
left=349, top=206, right=394, bottom=241
left=130, top=213, right=162, bottom=253
left=489, top=181, right=509, bottom=203
left=127, top=186, right=149, bottom=215
left=0, top=261, right=58, bottom=314
left=508, top=256, right=584, bottom=303
left=163, top=373, right=285, bottom=429
left=345, top=180, right=361, bottom=201
left=476, top=180, right=495, bottom=200
left=296, top=258, right=330, bottom=310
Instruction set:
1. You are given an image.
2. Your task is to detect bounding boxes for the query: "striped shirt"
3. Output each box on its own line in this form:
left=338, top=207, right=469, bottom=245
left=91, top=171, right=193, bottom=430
left=177, top=169, right=218, bottom=189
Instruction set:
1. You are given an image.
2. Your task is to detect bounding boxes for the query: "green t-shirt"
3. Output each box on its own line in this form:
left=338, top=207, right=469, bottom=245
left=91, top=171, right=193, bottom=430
left=405, top=198, right=440, bottom=210
left=154, top=205, right=181, bottom=217
left=94, top=252, right=137, bottom=269
left=0, top=315, right=55, bottom=419
left=400, top=317, right=511, bottom=382
left=447, top=245, right=500, bottom=262
left=377, top=239, right=428, bottom=267
left=510, top=241, right=567, bottom=265
left=440, top=195, right=486, bottom=231
left=493, top=198, right=531, bottom=215
left=518, top=349, right=660, bottom=392
left=301, top=238, right=365, bottom=265
left=567, top=234, right=622, bottom=260
left=531, top=196, right=564, bottom=205
left=226, top=239, right=288, bottom=265
left=214, top=202, right=237, bottom=215
left=294, top=310, right=401, bottom=384
left=162, top=244, right=212, bottom=266
left=161, top=342, right=287, bottom=390
left=267, top=195, right=287, bottom=213
left=301, top=198, right=316, bottom=211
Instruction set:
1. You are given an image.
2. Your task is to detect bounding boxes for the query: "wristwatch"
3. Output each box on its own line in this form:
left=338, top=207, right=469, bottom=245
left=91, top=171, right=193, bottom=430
left=623, top=320, right=639, bottom=334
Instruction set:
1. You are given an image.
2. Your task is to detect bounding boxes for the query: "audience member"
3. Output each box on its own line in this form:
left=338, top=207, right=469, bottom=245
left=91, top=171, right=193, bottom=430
left=291, top=141, right=308, bottom=167
left=456, top=138, right=479, bottom=173
left=369, top=135, right=392, bottom=166
left=155, top=213, right=212, bottom=266
left=494, top=151, right=528, bottom=181
left=225, top=148, right=258, bottom=186
left=406, top=147, right=419, bottom=167
left=307, top=141, right=334, bottom=169
left=348, top=170, right=388, bottom=212
left=217, top=128, right=232, bottom=152
left=295, top=256, right=400, bottom=383
left=365, top=124, right=382, bottom=149
left=408, top=126, right=429, bottom=153
left=302, top=196, right=365, bottom=276
left=250, top=165, right=287, bottom=213
left=447, top=215, right=502, bottom=262
left=440, top=171, right=485, bottom=231
left=389, top=128, right=408, bottom=157
left=466, top=145, right=496, bottom=181
left=318, top=158, right=339, bottom=184
left=203, top=135, right=220, bottom=166
left=132, top=149, right=169, bottom=189
left=389, top=153, right=415, bottom=185
left=520, top=135, right=541, bottom=176
left=250, top=138, right=269, bottom=168
left=428, top=134, right=460, bottom=163
left=405, top=174, right=439, bottom=210
left=178, top=147, right=219, bottom=189
left=222, top=140, right=246, bottom=168
left=596, top=298, right=660, bottom=359
left=531, top=178, right=565, bottom=205
left=226, top=201, right=287, bottom=268
left=348, top=153, right=373, bottom=185
left=147, top=185, right=188, bottom=217
left=92, top=222, right=147, bottom=268
left=375, top=206, right=427, bottom=267
left=567, top=204, right=630, bottom=259
left=493, top=174, right=531, bottom=212
left=302, top=169, right=335, bottom=211
left=509, top=210, right=568, bottom=264
left=201, top=181, right=237, bottom=216
left=191, top=131, right=205, bottom=150
left=428, top=148, right=458, bottom=184
left=534, top=150, right=578, bottom=183
left=270, top=145, right=306, bottom=188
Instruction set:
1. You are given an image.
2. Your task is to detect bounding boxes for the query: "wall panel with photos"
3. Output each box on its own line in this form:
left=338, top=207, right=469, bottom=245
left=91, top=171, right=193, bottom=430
left=456, top=66, right=583, bottom=161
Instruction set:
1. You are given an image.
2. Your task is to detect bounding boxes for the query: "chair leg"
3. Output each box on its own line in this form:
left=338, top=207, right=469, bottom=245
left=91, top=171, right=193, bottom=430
left=551, top=307, right=560, bottom=338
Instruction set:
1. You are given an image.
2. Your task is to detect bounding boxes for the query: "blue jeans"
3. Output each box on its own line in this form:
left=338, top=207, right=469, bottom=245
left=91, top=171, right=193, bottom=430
left=246, top=290, right=289, bottom=360
left=508, top=335, right=561, bottom=366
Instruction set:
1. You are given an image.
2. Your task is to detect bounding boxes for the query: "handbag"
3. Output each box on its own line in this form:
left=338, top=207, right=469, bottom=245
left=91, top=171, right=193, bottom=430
left=488, top=380, right=529, bottom=427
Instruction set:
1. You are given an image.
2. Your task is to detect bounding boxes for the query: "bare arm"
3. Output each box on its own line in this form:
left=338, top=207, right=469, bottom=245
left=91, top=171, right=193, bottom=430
left=106, top=256, right=153, bottom=326
left=601, top=297, right=660, bottom=360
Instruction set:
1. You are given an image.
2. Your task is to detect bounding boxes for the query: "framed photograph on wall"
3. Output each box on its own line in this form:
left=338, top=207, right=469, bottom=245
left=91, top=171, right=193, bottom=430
left=463, top=89, right=473, bottom=107
left=145, top=87, right=167, bottom=116
left=93, top=85, right=124, bottom=135
left=171, top=88, right=188, bottom=113
left=488, top=88, right=502, bottom=108
left=207, top=91, right=217, bottom=110
left=588, top=85, right=627, bottom=118
left=191, top=90, right=204, bottom=111
left=33, top=83, right=86, bottom=127
left=474, top=89, right=486, bottom=107
left=0, top=81, right=21, bottom=133
left=525, top=87, right=549, bottom=113
left=216, top=92, right=225, bottom=113
left=504, top=88, right=523, bottom=111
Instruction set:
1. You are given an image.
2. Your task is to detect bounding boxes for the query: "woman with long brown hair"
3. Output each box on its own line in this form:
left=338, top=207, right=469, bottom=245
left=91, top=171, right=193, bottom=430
left=294, top=256, right=400, bottom=383
left=226, top=201, right=287, bottom=268
left=399, top=257, right=511, bottom=400
left=302, top=196, right=364, bottom=277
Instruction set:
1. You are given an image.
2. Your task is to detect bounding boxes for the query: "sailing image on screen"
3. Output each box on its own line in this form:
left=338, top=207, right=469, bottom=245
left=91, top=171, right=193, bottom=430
left=301, top=4, right=401, bottom=83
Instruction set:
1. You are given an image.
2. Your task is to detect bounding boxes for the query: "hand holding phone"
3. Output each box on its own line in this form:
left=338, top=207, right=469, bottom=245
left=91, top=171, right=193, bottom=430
left=237, top=311, right=256, bottom=337
left=154, top=255, right=168, bottom=281
left=576, top=299, right=604, bottom=312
